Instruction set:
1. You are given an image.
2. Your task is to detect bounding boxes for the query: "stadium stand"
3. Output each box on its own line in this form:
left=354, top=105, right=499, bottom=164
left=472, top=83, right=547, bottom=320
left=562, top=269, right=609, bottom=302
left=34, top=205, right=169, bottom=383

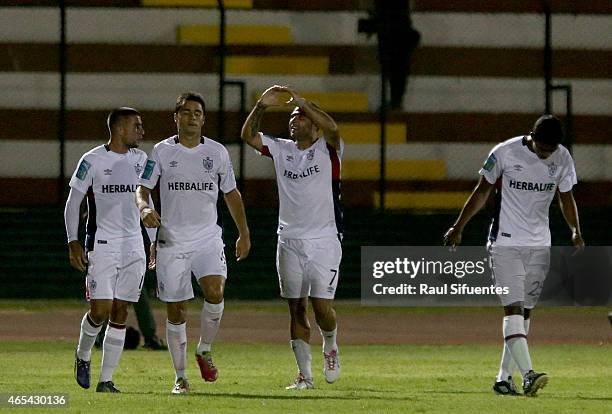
left=0, top=2, right=610, bottom=297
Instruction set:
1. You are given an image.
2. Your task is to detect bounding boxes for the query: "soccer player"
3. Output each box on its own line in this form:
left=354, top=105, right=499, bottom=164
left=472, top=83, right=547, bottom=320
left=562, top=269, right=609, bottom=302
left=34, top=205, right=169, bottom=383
left=65, top=107, right=148, bottom=393
left=241, top=85, right=343, bottom=390
left=136, top=92, right=251, bottom=394
left=443, top=115, right=585, bottom=396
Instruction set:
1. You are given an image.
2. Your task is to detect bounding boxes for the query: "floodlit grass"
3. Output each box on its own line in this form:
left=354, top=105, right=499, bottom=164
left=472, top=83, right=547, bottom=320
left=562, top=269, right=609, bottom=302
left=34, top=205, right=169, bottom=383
left=0, top=341, right=610, bottom=413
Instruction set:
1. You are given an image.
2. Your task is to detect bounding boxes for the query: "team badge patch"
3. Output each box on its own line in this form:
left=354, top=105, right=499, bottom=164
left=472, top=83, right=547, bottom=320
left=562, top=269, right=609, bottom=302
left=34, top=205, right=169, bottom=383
left=141, top=160, right=155, bottom=180
left=203, top=157, right=213, bottom=171
left=306, top=149, right=315, bottom=161
left=548, top=162, right=557, bottom=177
left=482, top=153, right=497, bottom=172
left=75, top=159, right=91, bottom=180
left=134, top=163, right=142, bottom=175
left=89, top=279, right=97, bottom=292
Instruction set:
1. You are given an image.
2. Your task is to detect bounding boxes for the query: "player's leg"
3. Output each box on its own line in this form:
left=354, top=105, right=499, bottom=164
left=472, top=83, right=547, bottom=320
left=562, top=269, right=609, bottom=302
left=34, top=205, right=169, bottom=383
left=286, top=297, right=313, bottom=389
left=490, top=246, right=526, bottom=395
left=306, top=237, right=342, bottom=384
left=75, top=299, right=111, bottom=389
left=134, top=286, right=166, bottom=350
left=75, top=250, right=116, bottom=389
left=96, top=249, right=147, bottom=393
left=156, top=248, right=194, bottom=394
left=96, top=299, right=130, bottom=393
left=192, top=238, right=228, bottom=382
left=277, top=238, right=313, bottom=389
left=518, top=248, right=550, bottom=396
left=195, top=275, right=225, bottom=382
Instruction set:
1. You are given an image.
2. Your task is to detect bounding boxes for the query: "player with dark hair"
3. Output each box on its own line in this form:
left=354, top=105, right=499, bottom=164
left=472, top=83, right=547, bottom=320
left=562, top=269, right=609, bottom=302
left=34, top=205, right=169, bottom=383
left=136, top=91, right=251, bottom=394
left=443, top=114, right=584, bottom=396
left=241, top=85, right=343, bottom=390
left=65, top=107, right=148, bottom=393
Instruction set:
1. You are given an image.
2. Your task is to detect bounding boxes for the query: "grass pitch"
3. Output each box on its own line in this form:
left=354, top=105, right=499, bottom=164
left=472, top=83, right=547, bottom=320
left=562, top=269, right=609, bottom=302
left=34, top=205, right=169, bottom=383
left=0, top=340, right=610, bottom=413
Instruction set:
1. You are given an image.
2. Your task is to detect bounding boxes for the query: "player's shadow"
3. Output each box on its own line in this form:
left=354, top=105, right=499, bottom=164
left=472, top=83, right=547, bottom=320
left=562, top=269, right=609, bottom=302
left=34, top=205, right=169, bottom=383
left=123, top=390, right=415, bottom=401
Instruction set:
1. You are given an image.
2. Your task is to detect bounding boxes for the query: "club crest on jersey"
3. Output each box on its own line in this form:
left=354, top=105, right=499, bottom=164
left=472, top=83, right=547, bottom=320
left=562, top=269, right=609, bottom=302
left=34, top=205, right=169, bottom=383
left=306, top=149, right=315, bottom=161
left=203, top=157, right=213, bottom=171
left=89, top=279, right=97, bottom=292
left=134, top=163, right=142, bottom=175
left=548, top=162, right=557, bottom=177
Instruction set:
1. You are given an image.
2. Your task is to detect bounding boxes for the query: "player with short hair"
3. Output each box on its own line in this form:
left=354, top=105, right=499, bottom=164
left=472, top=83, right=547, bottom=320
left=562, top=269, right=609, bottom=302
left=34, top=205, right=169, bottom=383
left=443, top=115, right=585, bottom=397
left=65, top=107, right=148, bottom=393
left=241, top=85, right=343, bottom=390
left=136, top=92, right=251, bottom=394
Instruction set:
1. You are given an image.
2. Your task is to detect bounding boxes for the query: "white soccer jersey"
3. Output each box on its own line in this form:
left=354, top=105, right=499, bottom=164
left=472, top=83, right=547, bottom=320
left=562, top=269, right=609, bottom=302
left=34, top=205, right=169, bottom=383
left=260, top=134, right=343, bottom=239
left=479, top=136, right=577, bottom=246
left=139, top=136, right=237, bottom=252
left=69, top=145, right=147, bottom=252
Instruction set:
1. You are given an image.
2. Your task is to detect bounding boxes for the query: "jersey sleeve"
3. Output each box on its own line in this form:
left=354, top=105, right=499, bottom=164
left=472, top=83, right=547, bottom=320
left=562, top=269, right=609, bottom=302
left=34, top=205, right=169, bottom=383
left=478, top=147, right=503, bottom=184
left=139, top=146, right=161, bottom=189
left=218, top=147, right=237, bottom=194
left=322, top=136, right=344, bottom=158
left=259, top=134, right=281, bottom=158
left=69, top=153, right=94, bottom=194
left=558, top=154, right=578, bottom=193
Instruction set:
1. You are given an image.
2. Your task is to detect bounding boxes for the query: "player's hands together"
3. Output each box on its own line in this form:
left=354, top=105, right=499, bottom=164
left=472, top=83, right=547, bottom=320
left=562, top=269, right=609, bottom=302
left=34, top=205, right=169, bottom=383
left=259, top=85, right=290, bottom=108
left=283, top=85, right=306, bottom=107
left=443, top=226, right=462, bottom=250
left=68, top=240, right=88, bottom=272
left=235, top=234, right=251, bottom=262
left=140, top=207, right=161, bottom=228
left=148, top=242, right=157, bottom=270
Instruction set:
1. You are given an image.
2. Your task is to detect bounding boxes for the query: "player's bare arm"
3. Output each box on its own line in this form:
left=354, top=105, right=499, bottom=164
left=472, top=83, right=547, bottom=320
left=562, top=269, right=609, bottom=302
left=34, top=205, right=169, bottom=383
left=284, top=86, right=340, bottom=149
left=241, top=85, right=287, bottom=151
left=558, top=190, right=585, bottom=251
left=136, top=185, right=161, bottom=228
left=223, top=188, right=251, bottom=261
left=443, top=176, right=494, bottom=247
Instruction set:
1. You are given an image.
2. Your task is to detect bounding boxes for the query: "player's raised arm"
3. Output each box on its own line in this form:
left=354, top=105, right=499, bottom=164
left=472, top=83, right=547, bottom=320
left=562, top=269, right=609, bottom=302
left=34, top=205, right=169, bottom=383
left=241, top=85, right=287, bottom=151
left=284, top=86, right=340, bottom=149
left=443, top=176, right=494, bottom=248
left=136, top=185, right=160, bottom=228
left=223, top=188, right=251, bottom=261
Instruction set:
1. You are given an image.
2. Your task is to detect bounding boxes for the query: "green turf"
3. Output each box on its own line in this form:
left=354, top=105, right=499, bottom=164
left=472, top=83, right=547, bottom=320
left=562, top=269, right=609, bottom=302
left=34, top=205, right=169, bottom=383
left=0, top=341, right=610, bottom=413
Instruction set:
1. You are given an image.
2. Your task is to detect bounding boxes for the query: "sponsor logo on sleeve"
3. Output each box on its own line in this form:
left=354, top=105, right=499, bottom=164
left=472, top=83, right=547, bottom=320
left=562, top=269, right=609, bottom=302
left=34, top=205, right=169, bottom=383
left=76, top=159, right=91, bottom=180
left=482, top=153, right=497, bottom=172
left=141, top=160, right=155, bottom=180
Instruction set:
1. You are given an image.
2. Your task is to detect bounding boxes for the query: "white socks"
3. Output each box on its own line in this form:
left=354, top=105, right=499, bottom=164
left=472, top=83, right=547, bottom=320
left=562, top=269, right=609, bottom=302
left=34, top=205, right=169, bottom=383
left=502, top=315, right=533, bottom=378
left=497, top=316, right=531, bottom=381
left=197, top=300, right=224, bottom=354
left=290, top=339, right=312, bottom=380
left=320, top=327, right=338, bottom=354
left=76, top=312, right=103, bottom=361
left=166, top=321, right=187, bottom=380
left=99, top=323, right=126, bottom=382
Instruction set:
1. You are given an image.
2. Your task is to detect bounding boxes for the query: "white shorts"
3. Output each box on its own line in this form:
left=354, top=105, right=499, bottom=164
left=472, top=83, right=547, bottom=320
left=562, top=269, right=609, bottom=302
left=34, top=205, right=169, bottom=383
left=85, top=250, right=146, bottom=302
left=489, top=245, right=550, bottom=308
left=156, top=237, right=227, bottom=302
left=276, top=236, right=342, bottom=300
